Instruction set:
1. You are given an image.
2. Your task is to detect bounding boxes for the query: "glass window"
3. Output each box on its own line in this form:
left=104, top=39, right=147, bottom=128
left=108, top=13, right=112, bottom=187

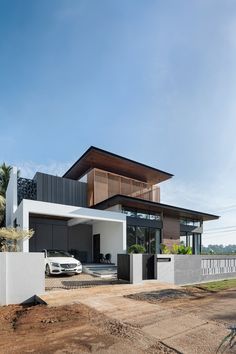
left=180, top=219, right=201, bottom=227
left=193, top=233, right=201, bottom=254
left=136, top=211, right=149, bottom=219
left=149, top=228, right=161, bottom=253
left=193, top=220, right=201, bottom=227
left=136, top=227, right=146, bottom=249
left=127, top=226, right=161, bottom=254
left=127, top=226, right=136, bottom=248
left=149, top=213, right=161, bottom=220
left=122, top=208, right=137, bottom=217
left=180, top=236, right=187, bottom=246
left=123, top=208, right=161, bottom=220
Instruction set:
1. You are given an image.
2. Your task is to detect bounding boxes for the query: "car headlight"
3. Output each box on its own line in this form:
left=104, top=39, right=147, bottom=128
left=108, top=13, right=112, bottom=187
left=51, top=262, right=60, bottom=267
left=77, top=261, right=81, bottom=266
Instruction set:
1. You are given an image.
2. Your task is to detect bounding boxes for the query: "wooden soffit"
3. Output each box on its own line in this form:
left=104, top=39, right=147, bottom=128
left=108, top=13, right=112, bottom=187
left=63, top=146, right=173, bottom=184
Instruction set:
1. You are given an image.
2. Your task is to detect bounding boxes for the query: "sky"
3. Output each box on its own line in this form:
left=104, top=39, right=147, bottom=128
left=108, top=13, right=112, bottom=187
left=1, top=0, right=236, bottom=245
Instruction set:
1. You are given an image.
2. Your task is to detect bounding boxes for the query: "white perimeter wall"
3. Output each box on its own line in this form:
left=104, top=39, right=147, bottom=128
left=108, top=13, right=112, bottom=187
left=0, top=253, right=45, bottom=305
left=93, top=220, right=126, bottom=265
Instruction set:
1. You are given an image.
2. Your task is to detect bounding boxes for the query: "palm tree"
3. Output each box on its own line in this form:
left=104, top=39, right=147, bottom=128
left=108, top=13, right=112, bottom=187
left=0, top=163, right=14, bottom=227
left=0, top=195, right=5, bottom=225
left=0, top=163, right=12, bottom=197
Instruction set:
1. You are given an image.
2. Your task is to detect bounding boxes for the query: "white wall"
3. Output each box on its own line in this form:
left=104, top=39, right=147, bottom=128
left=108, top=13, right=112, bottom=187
left=93, top=220, right=126, bottom=264
left=105, top=204, right=122, bottom=212
left=5, top=167, right=18, bottom=227
left=0, top=253, right=7, bottom=304
left=0, top=253, right=45, bottom=305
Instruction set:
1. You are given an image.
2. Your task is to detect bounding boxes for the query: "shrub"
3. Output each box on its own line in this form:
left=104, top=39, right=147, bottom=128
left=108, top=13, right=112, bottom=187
left=160, top=243, right=170, bottom=254
left=128, top=244, right=146, bottom=254
left=0, top=227, right=34, bottom=252
left=161, top=243, right=192, bottom=255
left=177, top=244, right=192, bottom=254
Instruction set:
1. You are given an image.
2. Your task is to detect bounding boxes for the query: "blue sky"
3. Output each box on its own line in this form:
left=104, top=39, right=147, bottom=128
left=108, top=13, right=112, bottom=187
left=1, top=0, right=236, bottom=245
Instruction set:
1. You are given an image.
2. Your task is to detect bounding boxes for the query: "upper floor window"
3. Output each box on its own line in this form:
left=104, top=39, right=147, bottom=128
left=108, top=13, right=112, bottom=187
left=122, top=207, right=161, bottom=220
left=180, top=219, right=201, bottom=227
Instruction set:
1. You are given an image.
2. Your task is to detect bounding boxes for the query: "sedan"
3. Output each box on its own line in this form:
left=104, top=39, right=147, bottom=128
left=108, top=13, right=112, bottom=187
left=43, top=249, right=82, bottom=276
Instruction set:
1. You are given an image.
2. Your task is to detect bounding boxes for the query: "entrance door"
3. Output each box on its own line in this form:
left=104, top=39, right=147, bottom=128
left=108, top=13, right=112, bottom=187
left=93, top=234, right=100, bottom=262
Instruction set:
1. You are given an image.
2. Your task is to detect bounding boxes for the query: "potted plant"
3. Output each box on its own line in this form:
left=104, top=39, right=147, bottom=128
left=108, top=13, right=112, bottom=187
left=128, top=244, right=146, bottom=254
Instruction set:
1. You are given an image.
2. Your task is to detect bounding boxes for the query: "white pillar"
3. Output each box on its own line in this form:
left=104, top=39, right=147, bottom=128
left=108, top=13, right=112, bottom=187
left=16, top=201, right=29, bottom=252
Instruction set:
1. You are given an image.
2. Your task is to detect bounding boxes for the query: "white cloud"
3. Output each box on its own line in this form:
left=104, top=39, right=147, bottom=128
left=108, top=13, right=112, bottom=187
left=16, top=161, right=72, bottom=179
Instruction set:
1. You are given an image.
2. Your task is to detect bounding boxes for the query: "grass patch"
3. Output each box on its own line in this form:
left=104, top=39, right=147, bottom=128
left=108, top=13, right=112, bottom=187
left=193, top=278, right=236, bottom=292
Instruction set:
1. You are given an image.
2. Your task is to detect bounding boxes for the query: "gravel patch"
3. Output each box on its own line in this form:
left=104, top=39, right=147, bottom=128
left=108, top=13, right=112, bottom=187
left=125, top=289, right=197, bottom=303
left=46, top=272, right=125, bottom=291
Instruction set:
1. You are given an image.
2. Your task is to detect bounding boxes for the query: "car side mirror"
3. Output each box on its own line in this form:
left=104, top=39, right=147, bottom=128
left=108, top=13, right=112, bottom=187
left=72, top=255, right=74, bottom=258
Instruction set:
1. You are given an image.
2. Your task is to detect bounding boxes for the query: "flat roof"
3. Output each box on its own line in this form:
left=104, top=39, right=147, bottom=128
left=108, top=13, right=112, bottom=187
left=63, top=146, right=173, bottom=184
left=93, top=195, right=219, bottom=221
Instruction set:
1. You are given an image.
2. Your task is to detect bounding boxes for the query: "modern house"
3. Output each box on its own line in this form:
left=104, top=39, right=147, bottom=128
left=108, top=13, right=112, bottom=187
left=6, top=146, right=219, bottom=264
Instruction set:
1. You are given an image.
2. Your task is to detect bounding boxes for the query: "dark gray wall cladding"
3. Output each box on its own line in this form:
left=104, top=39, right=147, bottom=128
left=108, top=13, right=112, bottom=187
left=34, top=172, right=87, bottom=207
left=17, top=178, right=37, bottom=205
left=29, top=217, right=92, bottom=262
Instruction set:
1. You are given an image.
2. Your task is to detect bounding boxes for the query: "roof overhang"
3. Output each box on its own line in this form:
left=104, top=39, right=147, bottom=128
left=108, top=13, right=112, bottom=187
left=63, top=146, right=173, bottom=184
left=93, top=195, right=220, bottom=221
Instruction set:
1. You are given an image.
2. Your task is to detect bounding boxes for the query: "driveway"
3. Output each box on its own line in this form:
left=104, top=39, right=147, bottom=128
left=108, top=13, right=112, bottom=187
left=42, top=282, right=236, bottom=353
left=45, top=272, right=124, bottom=291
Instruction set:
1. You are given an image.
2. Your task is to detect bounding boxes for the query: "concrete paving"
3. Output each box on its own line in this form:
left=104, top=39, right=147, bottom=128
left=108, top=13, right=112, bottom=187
left=42, top=282, right=236, bottom=353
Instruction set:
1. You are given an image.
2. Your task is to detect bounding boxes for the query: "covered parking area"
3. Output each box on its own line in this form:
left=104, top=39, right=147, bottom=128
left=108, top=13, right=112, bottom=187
left=14, top=200, right=126, bottom=265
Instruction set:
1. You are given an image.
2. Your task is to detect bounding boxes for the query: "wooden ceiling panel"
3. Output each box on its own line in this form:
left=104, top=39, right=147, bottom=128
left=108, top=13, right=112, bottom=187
left=63, top=146, right=173, bottom=184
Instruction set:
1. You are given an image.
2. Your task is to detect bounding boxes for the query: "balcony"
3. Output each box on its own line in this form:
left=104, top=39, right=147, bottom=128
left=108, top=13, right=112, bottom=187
left=128, top=185, right=160, bottom=203
left=87, top=168, right=160, bottom=206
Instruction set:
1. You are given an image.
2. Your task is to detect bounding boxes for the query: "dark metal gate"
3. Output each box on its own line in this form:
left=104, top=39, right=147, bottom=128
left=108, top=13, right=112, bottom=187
left=142, top=254, right=155, bottom=280
left=117, top=254, right=130, bottom=281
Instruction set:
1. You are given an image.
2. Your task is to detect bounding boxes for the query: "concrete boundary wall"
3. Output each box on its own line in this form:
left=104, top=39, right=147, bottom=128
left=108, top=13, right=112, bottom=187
left=157, top=255, right=236, bottom=285
left=0, top=253, right=45, bottom=305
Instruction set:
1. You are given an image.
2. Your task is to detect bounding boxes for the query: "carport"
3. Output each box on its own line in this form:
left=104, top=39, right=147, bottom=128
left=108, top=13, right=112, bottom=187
left=15, top=200, right=126, bottom=265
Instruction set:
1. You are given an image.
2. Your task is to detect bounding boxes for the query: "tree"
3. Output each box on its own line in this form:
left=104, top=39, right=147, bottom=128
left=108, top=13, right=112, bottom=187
left=0, top=163, right=12, bottom=197
left=0, top=195, right=5, bottom=225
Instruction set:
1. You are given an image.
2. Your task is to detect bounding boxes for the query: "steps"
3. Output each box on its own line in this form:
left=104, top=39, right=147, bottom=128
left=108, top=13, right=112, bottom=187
left=82, top=263, right=117, bottom=278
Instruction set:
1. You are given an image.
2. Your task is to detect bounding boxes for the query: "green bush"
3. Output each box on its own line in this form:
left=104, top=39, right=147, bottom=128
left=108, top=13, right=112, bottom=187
left=177, top=244, right=192, bottom=254
left=128, top=244, right=146, bottom=254
left=160, top=243, right=170, bottom=254
left=161, top=243, right=192, bottom=255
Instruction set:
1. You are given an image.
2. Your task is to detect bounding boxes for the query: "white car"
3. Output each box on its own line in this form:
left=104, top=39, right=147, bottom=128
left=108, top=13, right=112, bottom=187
left=43, top=249, right=82, bottom=276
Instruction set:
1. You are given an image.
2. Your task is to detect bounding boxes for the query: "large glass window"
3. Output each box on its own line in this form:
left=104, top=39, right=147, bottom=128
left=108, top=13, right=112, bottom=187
left=180, top=233, right=200, bottom=253
left=127, top=226, right=136, bottom=248
left=127, top=225, right=161, bottom=253
left=193, top=233, right=201, bottom=254
left=136, top=227, right=146, bottom=248
left=122, top=208, right=161, bottom=221
left=180, top=219, right=201, bottom=227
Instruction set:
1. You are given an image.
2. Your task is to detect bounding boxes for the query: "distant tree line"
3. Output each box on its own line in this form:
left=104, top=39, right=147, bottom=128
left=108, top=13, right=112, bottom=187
left=202, top=244, right=236, bottom=255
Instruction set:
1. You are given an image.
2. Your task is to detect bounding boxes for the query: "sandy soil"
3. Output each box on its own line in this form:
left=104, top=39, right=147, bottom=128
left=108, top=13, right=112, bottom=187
left=0, top=303, right=176, bottom=354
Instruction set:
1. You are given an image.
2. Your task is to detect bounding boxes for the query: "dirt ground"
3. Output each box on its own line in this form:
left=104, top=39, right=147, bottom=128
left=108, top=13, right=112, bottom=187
left=0, top=302, right=175, bottom=354
left=1, top=281, right=236, bottom=354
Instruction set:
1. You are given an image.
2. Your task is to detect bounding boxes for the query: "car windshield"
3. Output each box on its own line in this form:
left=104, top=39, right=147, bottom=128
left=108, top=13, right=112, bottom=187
left=47, top=250, right=71, bottom=258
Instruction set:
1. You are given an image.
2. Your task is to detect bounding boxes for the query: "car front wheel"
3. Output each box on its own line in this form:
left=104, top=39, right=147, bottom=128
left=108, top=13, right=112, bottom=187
left=45, top=264, right=51, bottom=277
